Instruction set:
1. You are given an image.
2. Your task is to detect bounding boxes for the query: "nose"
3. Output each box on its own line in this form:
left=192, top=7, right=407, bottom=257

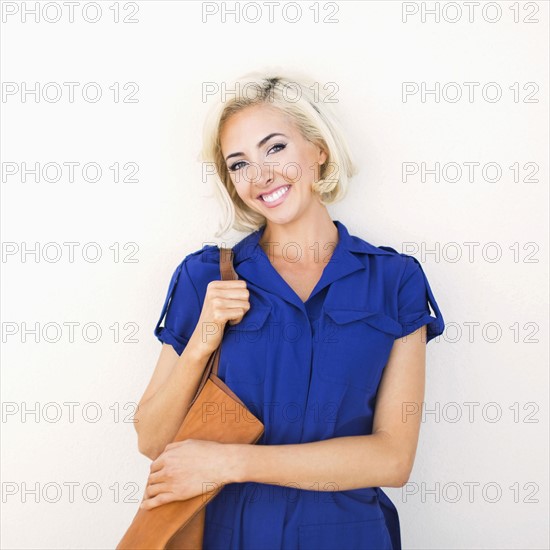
left=251, top=160, right=275, bottom=189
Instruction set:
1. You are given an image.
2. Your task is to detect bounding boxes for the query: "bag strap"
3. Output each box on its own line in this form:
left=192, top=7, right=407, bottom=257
left=212, top=247, right=238, bottom=376
left=220, top=246, right=238, bottom=281
left=186, top=246, right=237, bottom=410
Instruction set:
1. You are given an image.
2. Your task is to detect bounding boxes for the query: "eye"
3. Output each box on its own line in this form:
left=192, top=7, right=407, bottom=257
left=228, top=160, right=246, bottom=172
left=268, top=143, right=286, bottom=155
left=228, top=143, right=287, bottom=172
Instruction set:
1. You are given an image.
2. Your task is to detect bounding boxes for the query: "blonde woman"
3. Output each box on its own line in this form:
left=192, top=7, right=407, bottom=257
left=134, top=71, right=445, bottom=550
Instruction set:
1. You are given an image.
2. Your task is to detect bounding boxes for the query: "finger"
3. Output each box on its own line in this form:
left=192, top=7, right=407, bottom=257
left=142, top=476, right=164, bottom=499
left=210, top=280, right=246, bottom=288
left=212, top=297, right=251, bottom=311
left=145, top=481, right=170, bottom=498
left=209, top=284, right=249, bottom=300
left=140, top=491, right=174, bottom=510
left=207, top=283, right=247, bottom=299
left=164, top=441, right=185, bottom=451
left=146, top=470, right=165, bottom=485
left=226, top=305, right=249, bottom=320
left=228, top=313, right=247, bottom=325
left=149, top=459, right=164, bottom=473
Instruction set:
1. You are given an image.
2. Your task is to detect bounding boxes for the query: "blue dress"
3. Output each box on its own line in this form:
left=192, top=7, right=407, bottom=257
left=154, top=219, right=445, bottom=550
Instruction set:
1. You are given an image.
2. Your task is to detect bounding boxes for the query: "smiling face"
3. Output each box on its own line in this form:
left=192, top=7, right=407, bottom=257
left=220, top=104, right=327, bottom=225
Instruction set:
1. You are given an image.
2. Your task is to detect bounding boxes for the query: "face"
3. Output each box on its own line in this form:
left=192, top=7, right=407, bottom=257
left=220, top=104, right=327, bottom=225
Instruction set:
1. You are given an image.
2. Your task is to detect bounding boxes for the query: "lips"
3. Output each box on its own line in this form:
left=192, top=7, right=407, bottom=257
left=257, top=184, right=291, bottom=202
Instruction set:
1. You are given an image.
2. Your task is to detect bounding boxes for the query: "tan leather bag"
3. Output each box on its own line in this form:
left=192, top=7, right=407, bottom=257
left=117, top=246, right=265, bottom=549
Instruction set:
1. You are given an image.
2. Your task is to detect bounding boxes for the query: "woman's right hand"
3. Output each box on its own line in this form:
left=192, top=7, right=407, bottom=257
left=187, top=279, right=250, bottom=359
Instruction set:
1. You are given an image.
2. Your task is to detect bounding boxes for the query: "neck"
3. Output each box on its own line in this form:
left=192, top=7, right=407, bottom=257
left=259, top=208, right=338, bottom=265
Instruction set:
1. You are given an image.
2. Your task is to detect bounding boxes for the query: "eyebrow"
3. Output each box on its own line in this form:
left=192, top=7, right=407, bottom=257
left=225, top=133, right=288, bottom=162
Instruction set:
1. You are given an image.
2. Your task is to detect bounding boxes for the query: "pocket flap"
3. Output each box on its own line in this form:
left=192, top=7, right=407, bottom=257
left=227, top=304, right=272, bottom=331
left=324, top=307, right=402, bottom=337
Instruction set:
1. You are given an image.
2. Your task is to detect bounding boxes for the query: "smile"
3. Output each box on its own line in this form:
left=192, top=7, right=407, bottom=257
left=259, top=185, right=291, bottom=204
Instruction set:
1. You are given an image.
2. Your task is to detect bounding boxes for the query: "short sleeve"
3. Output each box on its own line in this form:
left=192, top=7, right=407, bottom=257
left=154, top=257, right=201, bottom=356
left=396, top=255, right=445, bottom=343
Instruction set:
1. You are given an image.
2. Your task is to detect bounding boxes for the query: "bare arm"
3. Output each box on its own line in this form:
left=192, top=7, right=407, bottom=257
left=134, top=279, right=250, bottom=460
left=224, top=325, right=428, bottom=490
left=134, top=338, right=211, bottom=460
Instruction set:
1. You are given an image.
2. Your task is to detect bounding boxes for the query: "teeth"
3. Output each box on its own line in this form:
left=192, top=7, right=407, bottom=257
left=262, top=185, right=289, bottom=203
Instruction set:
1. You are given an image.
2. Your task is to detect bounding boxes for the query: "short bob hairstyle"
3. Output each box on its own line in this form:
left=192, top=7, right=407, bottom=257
left=200, top=69, right=358, bottom=237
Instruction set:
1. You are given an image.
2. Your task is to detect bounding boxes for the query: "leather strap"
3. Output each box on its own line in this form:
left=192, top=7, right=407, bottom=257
left=220, top=246, right=238, bottom=281
left=186, top=246, right=236, bottom=409
left=212, top=247, right=237, bottom=376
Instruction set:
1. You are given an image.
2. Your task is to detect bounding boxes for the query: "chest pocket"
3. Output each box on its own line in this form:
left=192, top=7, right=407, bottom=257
left=318, top=307, right=402, bottom=392
left=221, top=304, right=272, bottom=385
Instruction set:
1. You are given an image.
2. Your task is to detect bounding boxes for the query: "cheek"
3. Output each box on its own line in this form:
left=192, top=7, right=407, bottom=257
left=231, top=166, right=260, bottom=189
left=294, top=164, right=316, bottom=186
left=231, top=178, right=259, bottom=207
left=280, top=158, right=305, bottom=183
left=291, top=154, right=317, bottom=183
left=230, top=174, right=248, bottom=198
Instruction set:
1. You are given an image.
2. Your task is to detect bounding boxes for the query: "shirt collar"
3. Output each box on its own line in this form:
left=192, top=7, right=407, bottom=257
left=230, top=220, right=395, bottom=311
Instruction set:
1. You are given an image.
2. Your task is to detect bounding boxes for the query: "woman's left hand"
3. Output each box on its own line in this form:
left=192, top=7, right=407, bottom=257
left=139, top=439, right=230, bottom=510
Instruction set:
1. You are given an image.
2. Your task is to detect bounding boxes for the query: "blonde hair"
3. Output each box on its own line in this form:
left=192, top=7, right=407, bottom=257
left=200, top=69, right=358, bottom=237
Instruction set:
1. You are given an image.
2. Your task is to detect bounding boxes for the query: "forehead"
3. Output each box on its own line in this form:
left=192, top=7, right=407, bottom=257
left=220, top=104, right=297, bottom=149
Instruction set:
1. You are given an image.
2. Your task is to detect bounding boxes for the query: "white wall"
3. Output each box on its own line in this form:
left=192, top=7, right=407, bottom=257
left=1, top=1, right=548, bottom=548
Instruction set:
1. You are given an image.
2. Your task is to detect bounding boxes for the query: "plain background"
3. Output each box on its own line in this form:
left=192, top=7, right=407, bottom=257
left=1, top=1, right=548, bottom=548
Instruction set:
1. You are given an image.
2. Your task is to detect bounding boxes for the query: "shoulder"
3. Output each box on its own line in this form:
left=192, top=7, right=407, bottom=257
left=379, top=249, right=428, bottom=290
left=182, top=243, right=219, bottom=265
left=347, top=229, right=413, bottom=282
left=176, top=244, right=220, bottom=286
left=348, top=232, right=433, bottom=297
left=377, top=246, right=424, bottom=281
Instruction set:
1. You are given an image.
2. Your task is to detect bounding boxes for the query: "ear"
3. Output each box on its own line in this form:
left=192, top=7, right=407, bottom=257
left=318, top=147, right=328, bottom=166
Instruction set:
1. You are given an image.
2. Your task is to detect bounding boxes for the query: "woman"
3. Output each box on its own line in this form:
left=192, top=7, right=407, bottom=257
left=134, top=71, right=445, bottom=550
